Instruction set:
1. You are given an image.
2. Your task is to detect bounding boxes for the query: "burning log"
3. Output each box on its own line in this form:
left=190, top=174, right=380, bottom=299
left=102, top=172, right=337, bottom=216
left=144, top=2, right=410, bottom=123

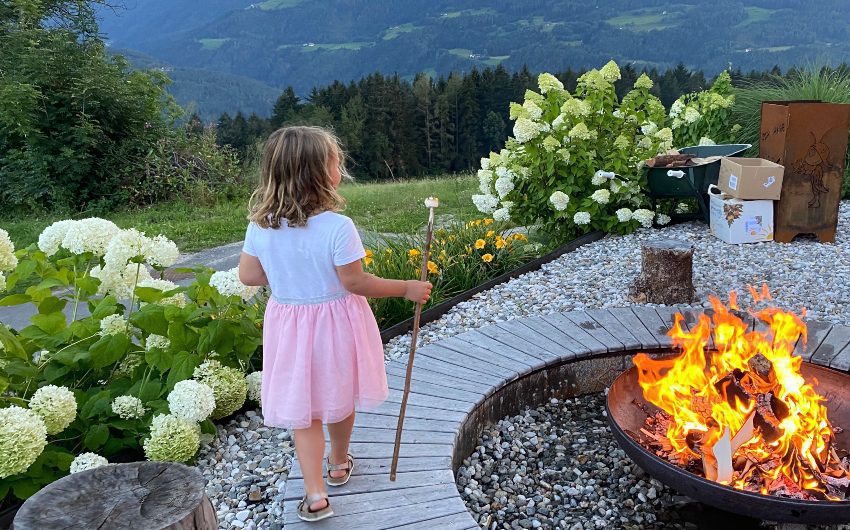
left=748, top=353, right=776, bottom=385
left=629, top=239, right=695, bottom=305
left=754, top=392, right=790, bottom=443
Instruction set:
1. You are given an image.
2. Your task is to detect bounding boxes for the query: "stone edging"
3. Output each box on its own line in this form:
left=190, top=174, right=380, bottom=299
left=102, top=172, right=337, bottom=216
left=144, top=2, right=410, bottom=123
left=281, top=306, right=850, bottom=529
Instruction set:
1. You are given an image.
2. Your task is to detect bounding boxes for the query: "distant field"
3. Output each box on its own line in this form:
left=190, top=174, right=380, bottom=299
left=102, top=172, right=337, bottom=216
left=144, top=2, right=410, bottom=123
left=607, top=6, right=689, bottom=32
left=439, top=8, right=496, bottom=19
left=383, top=23, right=421, bottom=40
left=258, top=0, right=304, bottom=10
left=198, top=38, right=230, bottom=50
left=300, top=42, right=374, bottom=52
left=738, top=6, right=777, bottom=26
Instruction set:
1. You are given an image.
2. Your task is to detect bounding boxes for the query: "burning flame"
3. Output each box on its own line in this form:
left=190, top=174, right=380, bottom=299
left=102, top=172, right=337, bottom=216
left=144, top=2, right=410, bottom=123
left=632, top=287, right=846, bottom=498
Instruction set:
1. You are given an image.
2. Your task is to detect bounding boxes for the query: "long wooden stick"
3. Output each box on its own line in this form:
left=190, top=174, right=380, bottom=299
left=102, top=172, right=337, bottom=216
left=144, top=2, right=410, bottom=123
left=390, top=198, right=438, bottom=481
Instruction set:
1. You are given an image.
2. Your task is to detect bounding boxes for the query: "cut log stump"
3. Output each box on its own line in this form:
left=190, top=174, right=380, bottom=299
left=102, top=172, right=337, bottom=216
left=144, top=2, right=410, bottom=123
left=13, top=462, right=217, bottom=530
left=629, top=239, right=695, bottom=305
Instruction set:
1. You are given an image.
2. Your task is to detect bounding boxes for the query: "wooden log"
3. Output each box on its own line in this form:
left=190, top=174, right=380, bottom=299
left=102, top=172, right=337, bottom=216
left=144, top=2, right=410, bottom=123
left=629, top=239, right=695, bottom=305
left=13, top=462, right=217, bottom=530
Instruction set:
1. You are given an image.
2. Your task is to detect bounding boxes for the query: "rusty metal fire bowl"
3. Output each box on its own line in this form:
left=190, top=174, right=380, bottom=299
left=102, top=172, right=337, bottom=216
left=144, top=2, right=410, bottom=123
left=606, top=361, right=850, bottom=524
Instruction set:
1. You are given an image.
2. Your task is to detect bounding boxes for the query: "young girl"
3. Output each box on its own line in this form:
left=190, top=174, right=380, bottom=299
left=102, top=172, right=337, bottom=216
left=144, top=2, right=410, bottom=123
left=238, top=126, right=432, bottom=522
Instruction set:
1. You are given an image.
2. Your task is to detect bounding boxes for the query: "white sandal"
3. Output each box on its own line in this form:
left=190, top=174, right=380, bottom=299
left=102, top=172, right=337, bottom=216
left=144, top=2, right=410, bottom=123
left=297, top=492, right=333, bottom=522
left=326, top=453, right=354, bottom=486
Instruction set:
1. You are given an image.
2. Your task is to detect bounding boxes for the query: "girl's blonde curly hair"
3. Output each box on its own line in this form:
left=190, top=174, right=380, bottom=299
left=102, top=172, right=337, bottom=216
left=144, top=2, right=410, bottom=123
left=248, top=126, right=349, bottom=228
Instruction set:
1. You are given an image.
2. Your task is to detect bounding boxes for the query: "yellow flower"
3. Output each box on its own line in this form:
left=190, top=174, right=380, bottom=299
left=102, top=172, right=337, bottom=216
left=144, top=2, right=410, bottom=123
left=408, top=249, right=421, bottom=259
left=482, top=253, right=494, bottom=263
left=512, top=233, right=528, bottom=242
left=474, top=220, right=482, bottom=226
left=364, top=257, right=373, bottom=266
left=385, top=248, right=393, bottom=255
left=447, top=235, right=457, bottom=242
left=438, top=249, right=448, bottom=261
left=485, top=230, right=495, bottom=238
left=484, top=218, right=494, bottom=226
left=427, top=261, right=439, bottom=274
left=474, top=239, right=486, bottom=249
left=495, top=238, right=506, bottom=250
left=466, top=246, right=473, bottom=255
left=365, top=249, right=374, bottom=258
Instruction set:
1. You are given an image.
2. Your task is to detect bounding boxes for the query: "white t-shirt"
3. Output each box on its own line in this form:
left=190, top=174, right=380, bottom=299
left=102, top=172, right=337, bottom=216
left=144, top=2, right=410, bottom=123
left=242, top=212, right=366, bottom=304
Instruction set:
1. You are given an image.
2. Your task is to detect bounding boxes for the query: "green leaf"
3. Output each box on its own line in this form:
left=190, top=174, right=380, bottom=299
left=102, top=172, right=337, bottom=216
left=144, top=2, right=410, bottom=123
left=43, top=363, right=71, bottom=382
left=144, top=346, right=173, bottom=373
left=80, top=390, right=112, bottom=419
left=166, top=351, right=201, bottom=390
left=134, top=286, right=166, bottom=304
left=35, top=277, right=68, bottom=290
left=138, top=379, right=163, bottom=402
left=91, top=296, right=119, bottom=319
left=37, top=296, right=67, bottom=314
left=12, top=480, right=41, bottom=500
left=84, top=424, right=110, bottom=451
left=131, top=304, right=169, bottom=336
left=0, top=294, right=31, bottom=306
left=30, top=312, right=67, bottom=335
left=3, top=359, right=38, bottom=378
left=200, top=419, right=217, bottom=435
left=89, top=333, right=130, bottom=369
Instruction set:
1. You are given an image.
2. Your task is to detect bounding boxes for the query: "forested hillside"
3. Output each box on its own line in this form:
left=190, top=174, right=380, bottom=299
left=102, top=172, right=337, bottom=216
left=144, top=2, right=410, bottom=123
left=98, top=0, right=850, bottom=118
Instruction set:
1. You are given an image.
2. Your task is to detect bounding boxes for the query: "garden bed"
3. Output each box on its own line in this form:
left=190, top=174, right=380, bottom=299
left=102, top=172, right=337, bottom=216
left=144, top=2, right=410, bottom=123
left=379, top=230, right=605, bottom=343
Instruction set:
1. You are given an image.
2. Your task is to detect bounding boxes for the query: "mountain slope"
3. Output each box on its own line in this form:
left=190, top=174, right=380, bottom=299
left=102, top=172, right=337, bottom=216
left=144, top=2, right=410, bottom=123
left=98, top=0, right=850, bottom=114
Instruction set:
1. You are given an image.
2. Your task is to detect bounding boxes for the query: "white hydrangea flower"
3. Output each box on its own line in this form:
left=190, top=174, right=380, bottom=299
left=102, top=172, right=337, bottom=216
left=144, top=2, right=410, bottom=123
left=143, top=414, right=200, bottom=463
left=612, top=109, right=623, bottom=119
left=557, top=148, right=571, bottom=163
left=675, top=202, right=690, bottom=214
left=616, top=208, right=633, bottom=222
left=591, top=189, right=611, bottom=204
left=634, top=74, right=654, bottom=90
left=167, top=380, right=216, bottom=422
left=637, top=137, right=654, bottom=151
left=147, top=235, right=180, bottom=268
left=513, top=117, right=540, bottom=143
left=137, top=278, right=186, bottom=307
left=210, top=268, right=260, bottom=301
left=29, top=385, right=77, bottom=435
left=600, top=60, right=621, bottom=82
left=567, top=123, right=595, bottom=141
left=91, top=262, right=153, bottom=300
left=614, top=135, right=631, bottom=151
left=699, top=136, right=716, bottom=146
left=640, top=122, right=658, bottom=136
left=0, top=273, right=6, bottom=293
left=472, top=194, right=500, bottom=214
left=633, top=209, right=656, bottom=228
left=145, top=334, right=171, bottom=352
left=104, top=228, right=152, bottom=270
left=551, top=114, right=565, bottom=129
left=62, top=218, right=121, bottom=257
left=477, top=169, right=493, bottom=194
left=591, top=172, right=608, bottom=186
left=0, top=406, right=47, bottom=478
left=246, top=371, right=262, bottom=404
left=0, top=229, right=17, bottom=272
left=573, top=212, right=591, bottom=225
left=111, top=395, right=146, bottom=419
left=683, top=107, right=701, bottom=124
left=70, top=452, right=109, bottom=474
left=537, top=72, right=564, bottom=94
left=542, top=136, right=560, bottom=152
left=522, top=100, right=543, bottom=120
left=100, top=314, right=128, bottom=336
left=549, top=191, right=570, bottom=211
left=669, top=99, right=685, bottom=118
left=494, top=176, right=514, bottom=199
left=657, top=214, right=672, bottom=226
left=493, top=202, right=512, bottom=222
left=480, top=157, right=490, bottom=170
left=561, top=99, right=590, bottom=118
left=38, top=220, right=76, bottom=256
left=495, top=166, right=509, bottom=179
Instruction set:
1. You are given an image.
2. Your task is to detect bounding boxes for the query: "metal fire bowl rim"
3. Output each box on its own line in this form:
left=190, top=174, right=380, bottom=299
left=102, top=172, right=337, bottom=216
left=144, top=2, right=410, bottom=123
left=606, top=363, right=850, bottom=524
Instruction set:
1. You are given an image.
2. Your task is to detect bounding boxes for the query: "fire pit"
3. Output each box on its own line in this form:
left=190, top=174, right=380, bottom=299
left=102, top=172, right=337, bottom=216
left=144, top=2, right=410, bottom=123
left=606, top=291, right=850, bottom=524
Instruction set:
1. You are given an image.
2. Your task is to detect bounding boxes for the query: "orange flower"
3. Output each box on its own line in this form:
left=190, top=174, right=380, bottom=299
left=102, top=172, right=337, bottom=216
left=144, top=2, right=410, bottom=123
left=485, top=230, right=495, bottom=238
left=363, top=249, right=374, bottom=266
left=481, top=253, right=494, bottom=263
left=408, top=249, right=421, bottom=259
left=495, top=237, right=506, bottom=250
left=484, top=218, right=494, bottom=226
left=427, top=260, right=439, bottom=274
left=474, top=239, right=486, bottom=249
left=511, top=233, right=528, bottom=242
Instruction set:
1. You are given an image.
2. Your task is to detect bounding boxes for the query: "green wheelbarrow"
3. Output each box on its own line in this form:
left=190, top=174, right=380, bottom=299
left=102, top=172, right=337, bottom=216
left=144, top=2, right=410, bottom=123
left=646, top=143, right=751, bottom=222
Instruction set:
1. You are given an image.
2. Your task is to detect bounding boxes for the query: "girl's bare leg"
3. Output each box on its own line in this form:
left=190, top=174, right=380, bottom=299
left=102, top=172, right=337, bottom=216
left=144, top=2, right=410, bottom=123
left=293, top=419, right=328, bottom=510
left=327, top=411, right=356, bottom=479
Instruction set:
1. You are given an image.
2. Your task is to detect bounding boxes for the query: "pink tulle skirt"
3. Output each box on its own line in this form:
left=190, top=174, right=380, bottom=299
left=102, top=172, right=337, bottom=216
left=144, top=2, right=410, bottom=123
left=260, top=293, right=388, bottom=429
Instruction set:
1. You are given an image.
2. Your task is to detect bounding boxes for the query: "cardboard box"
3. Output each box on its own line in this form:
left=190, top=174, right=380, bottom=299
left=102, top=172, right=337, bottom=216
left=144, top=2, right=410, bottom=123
left=709, top=187, right=774, bottom=244
left=718, top=157, right=785, bottom=200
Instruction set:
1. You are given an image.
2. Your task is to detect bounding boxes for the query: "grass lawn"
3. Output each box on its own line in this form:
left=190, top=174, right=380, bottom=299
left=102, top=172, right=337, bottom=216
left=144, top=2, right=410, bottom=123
left=258, top=0, right=304, bottom=10
left=198, top=38, right=231, bottom=50
left=0, top=174, right=479, bottom=254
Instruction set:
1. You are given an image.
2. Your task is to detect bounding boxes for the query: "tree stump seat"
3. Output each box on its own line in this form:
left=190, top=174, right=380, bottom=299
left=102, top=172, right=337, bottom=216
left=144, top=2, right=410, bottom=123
left=629, top=238, right=695, bottom=305
left=13, top=462, right=217, bottom=530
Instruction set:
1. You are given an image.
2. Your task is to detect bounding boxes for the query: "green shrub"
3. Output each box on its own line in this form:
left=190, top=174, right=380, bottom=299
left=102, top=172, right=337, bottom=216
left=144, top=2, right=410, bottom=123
left=668, top=71, right=740, bottom=147
left=732, top=66, right=850, bottom=199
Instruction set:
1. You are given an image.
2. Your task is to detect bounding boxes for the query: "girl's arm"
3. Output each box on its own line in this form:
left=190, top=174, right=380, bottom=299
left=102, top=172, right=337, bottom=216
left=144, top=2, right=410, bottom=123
left=238, top=252, right=269, bottom=286
left=337, top=261, right=431, bottom=303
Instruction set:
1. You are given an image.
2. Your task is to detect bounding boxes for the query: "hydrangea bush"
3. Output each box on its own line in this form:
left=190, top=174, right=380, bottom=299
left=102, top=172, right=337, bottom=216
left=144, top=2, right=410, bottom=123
left=669, top=71, right=741, bottom=148
left=0, top=219, right=264, bottom=505
left=474, top=61, right=673, bottom=237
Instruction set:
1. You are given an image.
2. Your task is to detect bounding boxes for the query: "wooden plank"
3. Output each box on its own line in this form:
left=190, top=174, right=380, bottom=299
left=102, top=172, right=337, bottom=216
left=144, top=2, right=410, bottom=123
left=629, top=306, right=672, bottom=348
left=284, top=496, right=468, bottom=530
left=283, top=483, right=461, bottom=524
left=583, top=308, right=643, bottom=350
left=812, top=325, right=850, bottom=367
left=438, top=334, right=536, bottom=374
left=288, top=456, right=452, bottom=480
left=458, top=327, right=553, bottom=370
left=561, top=311, right=626, bottom=352
left=353, top=412, right=458, bottom=433
left=284, top=468, right=455, bottom=502
left=678, top=306, right=716, bottom=351
left=324, top=426, right=455, bottom=445
left=415, top=344, right=513, bottom=382
left=538, top=313, right=608, bottom=355
left=492, top=320, right=574, bottom=361
left=605, top=307, right=661, bottom=350
left=654, top=305, right=689, bottom=333
left=391, top=509, right=478, bottom=529
left=829, top=337, right=850, bottom=372
left=384, top=362, right=493, bottom=397
left=384, top=388, right=475, bottom=414
left=516, top=316, right=583, bottom=357
left=795, top=320, right=834, bottom=361
left=385, top=372, right=482, bottom=404
left=370, top=399, right=466, bottom=423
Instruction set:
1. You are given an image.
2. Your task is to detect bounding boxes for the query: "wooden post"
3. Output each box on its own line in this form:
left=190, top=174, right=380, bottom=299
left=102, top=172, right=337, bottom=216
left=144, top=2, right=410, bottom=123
left=13, top=462, right=217, bottom=530
left=629, top=239, right=695, bottom=305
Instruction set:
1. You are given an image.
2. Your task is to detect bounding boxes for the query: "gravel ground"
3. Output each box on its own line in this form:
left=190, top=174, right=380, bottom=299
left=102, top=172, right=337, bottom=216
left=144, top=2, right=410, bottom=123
left=199, top=201, right=850, bottom=529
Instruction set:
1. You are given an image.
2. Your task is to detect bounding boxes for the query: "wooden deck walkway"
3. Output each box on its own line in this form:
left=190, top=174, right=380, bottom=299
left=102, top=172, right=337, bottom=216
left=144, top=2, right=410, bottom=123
left=280, top=306, right=850, bottom=529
